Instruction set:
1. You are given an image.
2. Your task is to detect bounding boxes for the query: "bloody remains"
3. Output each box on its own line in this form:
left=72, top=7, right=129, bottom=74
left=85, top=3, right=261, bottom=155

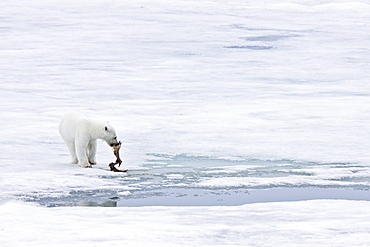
left=109, top=141, right=127, bottom=172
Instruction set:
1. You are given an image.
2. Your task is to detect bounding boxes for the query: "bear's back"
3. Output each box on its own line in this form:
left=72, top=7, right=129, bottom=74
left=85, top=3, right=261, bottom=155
left=59, top=112, right=87, bottom=140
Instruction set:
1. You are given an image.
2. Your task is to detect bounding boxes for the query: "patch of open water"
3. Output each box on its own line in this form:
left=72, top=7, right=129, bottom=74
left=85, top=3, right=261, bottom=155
left=20, top=154, right=370, bottom=207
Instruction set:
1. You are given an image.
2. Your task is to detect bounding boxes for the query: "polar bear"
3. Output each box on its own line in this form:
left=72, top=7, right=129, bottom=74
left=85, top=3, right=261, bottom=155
left=59, top=112, right=120, bottom=168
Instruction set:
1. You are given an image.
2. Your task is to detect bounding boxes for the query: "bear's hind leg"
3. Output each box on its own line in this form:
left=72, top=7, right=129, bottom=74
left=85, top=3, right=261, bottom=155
left=63, top=139, right=78, bottom=164
left=88, top=140, right=97, bottom=165
left=76, top=140, right=91, bottom=168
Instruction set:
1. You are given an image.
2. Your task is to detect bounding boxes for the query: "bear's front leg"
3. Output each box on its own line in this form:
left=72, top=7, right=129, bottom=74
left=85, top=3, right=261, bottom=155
left=76, top=139, right=92, bottom=168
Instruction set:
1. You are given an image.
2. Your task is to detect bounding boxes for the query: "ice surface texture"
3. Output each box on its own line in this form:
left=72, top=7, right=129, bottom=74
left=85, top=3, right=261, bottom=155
left=1, top=0, right=370, bottom=166
left=1, top=0, right=370, bottom=245
left=2, top=200, right=370, bottom=247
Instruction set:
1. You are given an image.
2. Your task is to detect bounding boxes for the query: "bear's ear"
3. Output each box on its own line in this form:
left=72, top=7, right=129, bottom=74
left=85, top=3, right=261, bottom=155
left=105, top=126, right=108, bottom=131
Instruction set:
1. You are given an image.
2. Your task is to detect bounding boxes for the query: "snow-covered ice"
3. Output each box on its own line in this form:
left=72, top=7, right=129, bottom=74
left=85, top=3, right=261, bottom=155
left=2, top=200, right=370, bottom=246
left=1, top=0, right=370, bottom=246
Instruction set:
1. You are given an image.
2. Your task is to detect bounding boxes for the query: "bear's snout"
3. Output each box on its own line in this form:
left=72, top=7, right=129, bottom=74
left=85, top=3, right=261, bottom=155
left=110, top=141, right=121, bottom=147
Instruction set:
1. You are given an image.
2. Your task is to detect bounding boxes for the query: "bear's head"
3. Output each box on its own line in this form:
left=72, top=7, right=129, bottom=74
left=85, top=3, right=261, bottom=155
left=102, top=123, right=120, bottom=147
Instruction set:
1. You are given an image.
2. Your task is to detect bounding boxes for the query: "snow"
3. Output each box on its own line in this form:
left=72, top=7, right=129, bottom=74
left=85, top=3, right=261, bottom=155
left=2, top=200, right=370, bottom=247
left=1, top=0, right=370, bottom=245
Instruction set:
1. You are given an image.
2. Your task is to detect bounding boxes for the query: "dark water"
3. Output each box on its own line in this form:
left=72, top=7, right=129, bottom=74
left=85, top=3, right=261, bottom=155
left=118, top=187, right=370, bottom=207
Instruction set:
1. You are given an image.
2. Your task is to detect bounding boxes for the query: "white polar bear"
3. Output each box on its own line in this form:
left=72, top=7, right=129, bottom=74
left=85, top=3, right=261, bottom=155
left=59, top=112, right=120, bottom=168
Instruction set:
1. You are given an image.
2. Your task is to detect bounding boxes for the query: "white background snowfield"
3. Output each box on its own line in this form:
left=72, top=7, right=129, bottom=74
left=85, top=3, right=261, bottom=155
left=1, top=0, right=370, bottom=246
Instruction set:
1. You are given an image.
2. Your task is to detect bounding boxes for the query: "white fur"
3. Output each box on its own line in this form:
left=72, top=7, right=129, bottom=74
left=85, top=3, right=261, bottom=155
left=59, top=112, right=119, bottom=168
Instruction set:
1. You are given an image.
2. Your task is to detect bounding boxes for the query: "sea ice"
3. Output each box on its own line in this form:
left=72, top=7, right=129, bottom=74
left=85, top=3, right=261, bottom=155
left=2, top=200, right=370, bottom=246
left=1, top=0, right=370, bottom=245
